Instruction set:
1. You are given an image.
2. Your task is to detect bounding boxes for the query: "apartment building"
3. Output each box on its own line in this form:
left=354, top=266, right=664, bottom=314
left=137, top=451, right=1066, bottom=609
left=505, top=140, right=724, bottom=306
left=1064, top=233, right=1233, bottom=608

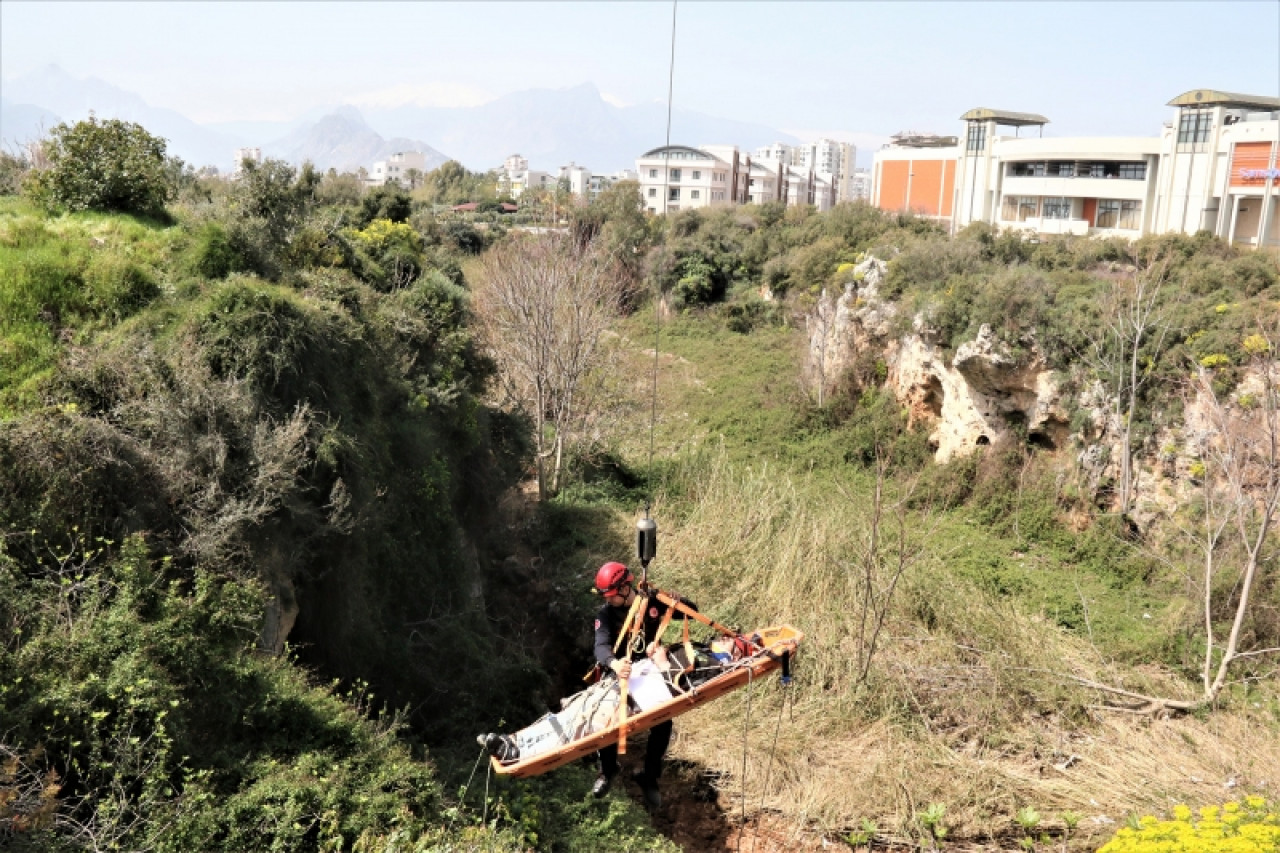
left=495, top=153, right=555, bottom=199
left=367, top=151, right=430, bottom=189
left=756, top=138, right=857, bottom=206
left=871, top=89, right=1280, bottom=248
left=635, top=145, right=742, bottom=214
left=233, top=147, right=261, bottom=175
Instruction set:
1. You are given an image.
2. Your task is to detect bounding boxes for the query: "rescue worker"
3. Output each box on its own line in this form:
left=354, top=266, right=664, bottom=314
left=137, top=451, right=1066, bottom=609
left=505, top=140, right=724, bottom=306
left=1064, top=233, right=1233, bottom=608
left=591, top=560, right=695, bottom=809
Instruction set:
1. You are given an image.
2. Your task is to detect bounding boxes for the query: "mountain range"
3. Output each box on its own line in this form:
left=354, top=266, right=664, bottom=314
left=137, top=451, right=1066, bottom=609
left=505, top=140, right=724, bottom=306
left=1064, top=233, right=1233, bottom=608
left=1, top=66, right=807, bottom=175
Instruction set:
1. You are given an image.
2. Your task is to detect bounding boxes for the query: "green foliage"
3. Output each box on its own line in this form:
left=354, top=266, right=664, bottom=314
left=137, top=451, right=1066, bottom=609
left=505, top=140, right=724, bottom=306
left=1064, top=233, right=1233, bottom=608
left=0, top=533, right=452, bottom=852
left=359, top=184, right=412, bottom=226
left=182, top=221, right=242, bottom=280
left=415, top=160, right=494, bottom=207
left=0, top=150, right=30, bottom=196
left=24, top=117, right=175, bottom=218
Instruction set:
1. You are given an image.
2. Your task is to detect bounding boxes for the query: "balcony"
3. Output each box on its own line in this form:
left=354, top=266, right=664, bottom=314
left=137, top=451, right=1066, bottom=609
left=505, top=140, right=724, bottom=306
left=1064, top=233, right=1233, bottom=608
left=1019, top=216, right=1090, bottom=236
left=1002, top=175, right=1147, bottom=200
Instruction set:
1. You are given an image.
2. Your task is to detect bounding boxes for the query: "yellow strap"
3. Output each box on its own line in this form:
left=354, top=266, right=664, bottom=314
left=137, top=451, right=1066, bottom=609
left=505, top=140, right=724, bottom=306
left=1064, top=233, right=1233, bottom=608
left=612, top=595, right=645, bottom=657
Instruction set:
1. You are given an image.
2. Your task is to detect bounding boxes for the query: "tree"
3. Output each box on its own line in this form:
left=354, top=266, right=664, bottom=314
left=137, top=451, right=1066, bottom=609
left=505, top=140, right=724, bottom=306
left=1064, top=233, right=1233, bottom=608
left=359, top=183, right=411, bottom=225
left=1076, top=321, right=1280, bottom=712
left=23, top=116, right=174, bottom=217
left=1085, top=257, right=1174, bottom=516
left=570, top=180, right=650, bottom=287
left=1185, top=324, right=1280, bottom=704
left=473, top=232, right=632, bottom=498
left=418, top=160, right=493, bottom=206
left=231, top=158, right=319, bottom=247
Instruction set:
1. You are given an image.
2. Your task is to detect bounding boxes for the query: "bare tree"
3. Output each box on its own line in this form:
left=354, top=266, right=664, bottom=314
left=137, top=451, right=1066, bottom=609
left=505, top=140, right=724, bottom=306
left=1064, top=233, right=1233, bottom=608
left=473, top=232, right=631, bottom=498
left=1085, top=258, right=1174, bottom=516
left=1077, top=321, right=1280, bottom=712
left=1186, top=324, right=1280, bottom=703
left=839, top=455, right=935, bottom=687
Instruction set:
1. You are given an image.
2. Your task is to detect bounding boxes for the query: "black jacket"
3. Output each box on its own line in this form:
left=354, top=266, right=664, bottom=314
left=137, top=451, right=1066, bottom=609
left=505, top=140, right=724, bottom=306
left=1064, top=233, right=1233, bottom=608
left=593, top=591, right=697, bottom=668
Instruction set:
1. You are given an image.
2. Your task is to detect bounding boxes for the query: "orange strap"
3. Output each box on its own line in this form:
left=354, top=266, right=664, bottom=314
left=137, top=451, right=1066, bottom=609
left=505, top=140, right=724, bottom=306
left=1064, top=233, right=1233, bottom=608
left=651, top=590, right=747, bottom=644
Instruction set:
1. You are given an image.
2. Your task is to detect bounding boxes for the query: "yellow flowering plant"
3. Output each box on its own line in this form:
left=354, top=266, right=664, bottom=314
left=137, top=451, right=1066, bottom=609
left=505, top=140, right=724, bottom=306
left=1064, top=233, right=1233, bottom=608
left=1097, top=795, right=1280, bottom=853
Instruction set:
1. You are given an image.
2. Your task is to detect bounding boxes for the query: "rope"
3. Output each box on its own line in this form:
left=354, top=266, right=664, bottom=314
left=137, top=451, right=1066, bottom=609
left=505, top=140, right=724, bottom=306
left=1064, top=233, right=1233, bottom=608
left=736, top=667, right=754, bottom=853
left=482, top=752, right=492, bottom=828
left=647, top=0, right=677, bottom=493
left=447, top=746, right=490, bottom=832
left=753, top=684, right=792, bottom=852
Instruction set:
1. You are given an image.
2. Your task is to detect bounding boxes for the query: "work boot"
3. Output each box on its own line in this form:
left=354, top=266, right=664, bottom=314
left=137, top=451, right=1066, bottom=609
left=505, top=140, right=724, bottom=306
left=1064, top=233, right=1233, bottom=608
left=591, top=773, right=613, bottom=798
left=631, top=769, right=661, bottom=809
left=477, top=733, right=518, bottom=762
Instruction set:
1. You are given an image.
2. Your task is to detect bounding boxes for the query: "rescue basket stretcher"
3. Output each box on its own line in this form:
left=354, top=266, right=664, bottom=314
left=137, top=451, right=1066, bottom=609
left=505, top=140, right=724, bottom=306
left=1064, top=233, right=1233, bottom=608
left=490, top=620, right=802, bottom=779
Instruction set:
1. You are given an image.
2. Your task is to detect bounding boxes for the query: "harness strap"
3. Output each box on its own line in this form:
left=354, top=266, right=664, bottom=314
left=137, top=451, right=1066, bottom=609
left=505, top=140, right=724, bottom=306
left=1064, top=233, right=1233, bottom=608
left=651, top=590, right=751, bottom=646
left=612, top=594, right=645, bottom=656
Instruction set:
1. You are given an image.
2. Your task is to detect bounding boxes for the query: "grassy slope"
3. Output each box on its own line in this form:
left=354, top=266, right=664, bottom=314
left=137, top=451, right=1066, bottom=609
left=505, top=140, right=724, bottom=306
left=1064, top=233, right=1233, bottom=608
left=552, top=306, right=1280, bottom=848
left=0, top=200, right=678, bottom=853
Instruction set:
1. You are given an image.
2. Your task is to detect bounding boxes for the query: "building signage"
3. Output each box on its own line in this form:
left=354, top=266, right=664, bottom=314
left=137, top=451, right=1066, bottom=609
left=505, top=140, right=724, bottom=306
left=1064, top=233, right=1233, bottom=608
left=1239, top=168, right=1280, bottom=180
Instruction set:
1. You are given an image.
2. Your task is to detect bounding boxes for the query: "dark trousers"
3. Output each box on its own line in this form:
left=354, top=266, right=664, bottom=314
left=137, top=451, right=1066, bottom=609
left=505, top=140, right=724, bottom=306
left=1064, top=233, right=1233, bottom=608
left=598, top=720, right=672, bottom=783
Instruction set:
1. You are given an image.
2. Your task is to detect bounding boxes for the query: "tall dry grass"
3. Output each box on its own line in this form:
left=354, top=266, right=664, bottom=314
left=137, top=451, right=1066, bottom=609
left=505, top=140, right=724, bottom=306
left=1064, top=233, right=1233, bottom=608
left=634, top=450, right=1280, bottom=846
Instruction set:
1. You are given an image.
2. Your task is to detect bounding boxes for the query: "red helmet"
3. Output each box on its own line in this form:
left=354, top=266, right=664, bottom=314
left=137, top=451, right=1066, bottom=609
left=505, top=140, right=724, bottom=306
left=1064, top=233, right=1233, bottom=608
left=594, top=561, right=633, bottom=595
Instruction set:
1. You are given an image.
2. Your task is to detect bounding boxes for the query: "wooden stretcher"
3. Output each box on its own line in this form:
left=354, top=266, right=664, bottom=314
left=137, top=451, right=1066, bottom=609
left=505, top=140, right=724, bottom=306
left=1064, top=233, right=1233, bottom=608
left=490, top=622, right=803, bottom=778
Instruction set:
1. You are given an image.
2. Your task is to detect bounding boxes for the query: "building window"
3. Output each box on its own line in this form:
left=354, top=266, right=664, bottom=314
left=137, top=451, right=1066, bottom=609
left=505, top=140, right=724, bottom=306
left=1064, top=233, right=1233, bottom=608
left=1117, top=163, right=1146, bottom=180
left=670, top=168, right=681, bottom=182
left=1118, top=200, right=1142, bottom=230
left=1177, top=108, right=1212, bottom=145
left=1054, top=162, right=1074, bottom=177
left=1096, top=200, right=1119, bottom=228
left=669, top=188, right=680, bottom=201
left=1001, top=195, right=1019, bottom=221
left=1002, top=196, right=1040, bottom=221
left=966, top=123, right=987, bottom=152
left=692, top=170, right=701, bottom=180
left=690, top=190, right=701, bottom=199
left=648, top=188, right=657, bottom=197
left=1042, top=197, right=1071, bottom=219
left=1008, top=162, right=1046, bottom=177
left=649, top=169, right=658, bottom=178
left=1097, top=199, right=1141, bottom=229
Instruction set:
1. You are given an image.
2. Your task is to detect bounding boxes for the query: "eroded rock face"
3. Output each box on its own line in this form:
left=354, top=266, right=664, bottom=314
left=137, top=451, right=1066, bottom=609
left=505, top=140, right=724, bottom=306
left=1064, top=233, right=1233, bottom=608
left=804, top=255, right=1070, bottom=463
left=805, top=257, right=894, bottom=400
left=892, top=325, right=1068, bottom=462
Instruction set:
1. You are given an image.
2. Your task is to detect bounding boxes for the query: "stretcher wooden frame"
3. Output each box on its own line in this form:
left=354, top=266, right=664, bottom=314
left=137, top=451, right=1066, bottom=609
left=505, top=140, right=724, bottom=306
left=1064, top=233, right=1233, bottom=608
left=490, top=622, right=802, bottom=778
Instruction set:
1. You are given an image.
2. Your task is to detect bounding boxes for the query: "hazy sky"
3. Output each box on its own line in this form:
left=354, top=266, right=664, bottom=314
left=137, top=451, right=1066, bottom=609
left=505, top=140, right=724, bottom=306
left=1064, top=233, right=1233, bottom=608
left=3, top=1, right=1278, bottom=144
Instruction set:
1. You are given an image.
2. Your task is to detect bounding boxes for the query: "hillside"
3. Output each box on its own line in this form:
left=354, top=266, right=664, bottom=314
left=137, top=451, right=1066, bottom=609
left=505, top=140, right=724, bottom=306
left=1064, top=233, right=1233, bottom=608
left=2, top=133, right=1279, bottom=852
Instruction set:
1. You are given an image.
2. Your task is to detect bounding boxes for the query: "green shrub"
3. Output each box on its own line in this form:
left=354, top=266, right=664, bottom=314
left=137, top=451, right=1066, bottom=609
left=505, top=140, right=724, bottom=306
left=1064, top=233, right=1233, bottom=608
left=183, top=222, right=242, bottom=280
left=83, top=252, right=160, bottom=319
left=24, top=117, right=175, bottom=218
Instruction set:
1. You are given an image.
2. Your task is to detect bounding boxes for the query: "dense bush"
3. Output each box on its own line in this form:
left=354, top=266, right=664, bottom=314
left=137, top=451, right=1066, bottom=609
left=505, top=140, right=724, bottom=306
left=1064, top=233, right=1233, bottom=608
left=24, top=118, right=175, bottom=218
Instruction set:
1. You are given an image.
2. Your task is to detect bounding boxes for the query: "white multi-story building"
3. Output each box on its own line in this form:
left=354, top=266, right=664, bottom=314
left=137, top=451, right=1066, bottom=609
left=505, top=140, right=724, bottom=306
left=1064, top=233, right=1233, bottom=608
left=495, top=153, right=555, bottom=199
left=755, top=142, right=794, bottom=166
left=367, top=151, right=429, bottom=189
left=635, top=145, right=743, bottom=214
left=558, top=163, right=592, bottom=198
left=847, top=168, right=872, bottom=202
left=746, top=159, right=785, bottom=205
left=233, top=147, right=261, bottom=174
left=871, top=89, right=1280, bottom=248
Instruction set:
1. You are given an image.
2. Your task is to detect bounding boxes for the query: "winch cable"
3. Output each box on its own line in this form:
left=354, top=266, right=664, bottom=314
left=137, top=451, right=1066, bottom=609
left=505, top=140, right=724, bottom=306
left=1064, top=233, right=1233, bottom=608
left=647, top=0, right=678, bottom=504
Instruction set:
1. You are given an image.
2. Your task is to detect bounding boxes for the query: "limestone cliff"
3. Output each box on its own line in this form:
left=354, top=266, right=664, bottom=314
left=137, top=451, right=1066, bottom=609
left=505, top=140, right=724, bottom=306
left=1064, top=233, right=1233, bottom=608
left=806, top=255, right=1071, bottom=463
